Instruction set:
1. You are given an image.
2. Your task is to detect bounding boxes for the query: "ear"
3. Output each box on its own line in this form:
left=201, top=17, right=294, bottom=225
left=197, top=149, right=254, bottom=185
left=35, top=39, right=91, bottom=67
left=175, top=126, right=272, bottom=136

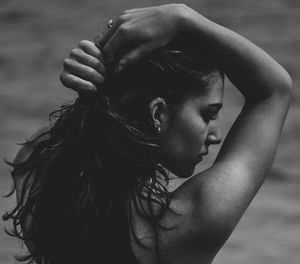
left=149, top=97, right=170, bottom=130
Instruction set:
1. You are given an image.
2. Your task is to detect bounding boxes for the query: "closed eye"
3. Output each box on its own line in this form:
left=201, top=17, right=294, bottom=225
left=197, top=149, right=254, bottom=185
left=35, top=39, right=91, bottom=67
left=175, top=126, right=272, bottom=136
left=202, top=104, right=222, bottom=122
left=203, top=110, right=219, bottom=122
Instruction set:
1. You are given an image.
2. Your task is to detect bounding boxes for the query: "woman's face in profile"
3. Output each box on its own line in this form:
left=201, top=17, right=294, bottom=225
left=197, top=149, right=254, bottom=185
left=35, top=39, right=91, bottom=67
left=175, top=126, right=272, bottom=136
left=159, top=74, right=224, bottom=178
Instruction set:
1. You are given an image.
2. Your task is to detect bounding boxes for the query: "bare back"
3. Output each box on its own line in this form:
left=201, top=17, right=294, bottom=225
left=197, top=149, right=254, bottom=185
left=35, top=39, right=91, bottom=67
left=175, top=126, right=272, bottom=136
left=130, top=180, right=217, bottom=264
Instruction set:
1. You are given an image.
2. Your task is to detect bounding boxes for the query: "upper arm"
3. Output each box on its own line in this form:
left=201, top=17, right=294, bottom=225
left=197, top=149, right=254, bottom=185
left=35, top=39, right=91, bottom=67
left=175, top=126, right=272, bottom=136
left=215, top=91, right=291, bottom=178
left=171, top=90, right=291, bottom=251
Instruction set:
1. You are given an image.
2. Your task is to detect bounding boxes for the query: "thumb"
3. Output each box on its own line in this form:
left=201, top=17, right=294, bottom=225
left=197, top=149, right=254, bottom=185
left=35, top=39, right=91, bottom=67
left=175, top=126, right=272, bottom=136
left=115, top=43, right=154, bottom=74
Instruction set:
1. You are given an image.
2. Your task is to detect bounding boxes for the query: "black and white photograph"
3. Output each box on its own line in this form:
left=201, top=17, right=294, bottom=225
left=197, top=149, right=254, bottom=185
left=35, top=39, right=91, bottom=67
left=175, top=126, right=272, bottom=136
left=1, top=0, right=299, bottom=263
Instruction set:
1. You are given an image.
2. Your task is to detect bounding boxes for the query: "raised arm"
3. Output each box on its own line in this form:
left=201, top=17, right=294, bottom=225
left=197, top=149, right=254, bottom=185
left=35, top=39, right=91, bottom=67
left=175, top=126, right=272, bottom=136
left=57, top=4, right=292, bottom=254
left=172, top=4, right=292, bottom=250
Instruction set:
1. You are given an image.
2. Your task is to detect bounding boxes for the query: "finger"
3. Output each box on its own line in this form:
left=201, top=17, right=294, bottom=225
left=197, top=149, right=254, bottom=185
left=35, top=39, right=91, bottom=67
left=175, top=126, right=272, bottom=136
left=97, top=18, right=123, bottom=49
left=102, top=24, right=134, bottom=67
left=63, top=58, right=105, bottom=86
left=97, top=13, right=132, bottom=50
left=124, top=7, right=150, bottom=13
left=115, top=43, right=153, bottom=74
left=60, top=72, right=97, bottom=93
left=78, top=40, right=104, bottom=63
left=69, top=48, right=107, bottom=75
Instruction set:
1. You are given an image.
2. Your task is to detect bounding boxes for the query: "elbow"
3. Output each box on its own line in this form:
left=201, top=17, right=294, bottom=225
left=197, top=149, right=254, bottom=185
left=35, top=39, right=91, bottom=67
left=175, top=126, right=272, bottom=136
left=245, top=68, right=293, bottom=104
left=277, top=70, right=293, bottom=110
left=282, top=69, right=293, bottom=92
left=262, top=68, right=293, bottom=102
left=276, top=68, right=293, bottom=96
left=267, top=69, right=293, bottom=111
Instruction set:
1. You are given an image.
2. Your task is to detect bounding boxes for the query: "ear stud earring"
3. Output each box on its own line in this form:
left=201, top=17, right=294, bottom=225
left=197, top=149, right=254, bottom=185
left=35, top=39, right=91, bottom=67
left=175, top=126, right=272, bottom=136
left=154, top=121, right=161, bottom=133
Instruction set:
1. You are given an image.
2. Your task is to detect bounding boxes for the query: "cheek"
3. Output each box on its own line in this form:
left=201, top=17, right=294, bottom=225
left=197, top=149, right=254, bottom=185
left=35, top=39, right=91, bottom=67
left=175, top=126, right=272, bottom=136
left=159, top=117, right=207, bottom=178
left=181, top=118, right=207, bottom=151
left=162, top=114, right=207, bottom=158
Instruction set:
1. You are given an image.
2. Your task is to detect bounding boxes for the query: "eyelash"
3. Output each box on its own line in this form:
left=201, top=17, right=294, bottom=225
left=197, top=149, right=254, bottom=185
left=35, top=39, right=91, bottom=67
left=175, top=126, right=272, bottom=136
left=203, top=111, right=218, bottom=122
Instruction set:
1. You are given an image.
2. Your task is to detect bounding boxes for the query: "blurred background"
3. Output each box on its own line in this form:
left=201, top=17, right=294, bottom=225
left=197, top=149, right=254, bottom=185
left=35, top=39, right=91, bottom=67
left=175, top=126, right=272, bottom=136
left=0, top=0, right=299, bottom=263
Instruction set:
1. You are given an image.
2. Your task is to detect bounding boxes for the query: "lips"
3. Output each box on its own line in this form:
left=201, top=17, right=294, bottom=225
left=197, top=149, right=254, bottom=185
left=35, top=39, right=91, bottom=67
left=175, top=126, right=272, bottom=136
left=195, top=151, right=208, bottom=164
left=194, top=155, right=203, bottom=164
left=198, top=151, right=208, bottom=157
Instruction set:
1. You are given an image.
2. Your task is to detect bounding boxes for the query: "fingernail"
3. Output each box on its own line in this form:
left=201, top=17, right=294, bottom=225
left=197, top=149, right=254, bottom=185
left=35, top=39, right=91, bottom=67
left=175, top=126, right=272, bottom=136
left=116, top=60, right=125, bottom=74
left=116, top=65, right=123, bottom=74
left=91, top=85, right=97, bottom=92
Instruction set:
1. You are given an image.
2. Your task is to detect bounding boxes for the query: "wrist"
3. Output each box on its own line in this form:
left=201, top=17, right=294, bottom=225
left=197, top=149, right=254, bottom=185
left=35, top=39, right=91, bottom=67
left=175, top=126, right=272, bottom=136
left=178, top=5, right=211, bottom=34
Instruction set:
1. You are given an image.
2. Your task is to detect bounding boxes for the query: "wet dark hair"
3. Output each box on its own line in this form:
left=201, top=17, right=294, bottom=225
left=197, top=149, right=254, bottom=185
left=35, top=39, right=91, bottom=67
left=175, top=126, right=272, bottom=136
left=3, top=32, right=223, bottom=264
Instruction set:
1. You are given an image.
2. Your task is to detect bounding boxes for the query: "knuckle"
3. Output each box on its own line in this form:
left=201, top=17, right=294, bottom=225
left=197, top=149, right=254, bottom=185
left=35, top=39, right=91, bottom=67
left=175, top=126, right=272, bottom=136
left=59, top=73, right=65, bottom=83
left=120, top=57, right=128, bottom=65
left=95, top=61, right=104, bottom=71
left=63, top=58, right=71, bottom=67
left=78, top=40, right=85, bottom=47
left=87, top=67, right=96, bottom=79
left=102, top=66, right=107, bottom=75
left=93, top=49, right=103, bottom=60
left=180, top=3, right=188, bottom=8
left=63, top=58, right=76, bottom=70
left=85, top=81, right=96, bottom=91
left=175, top=3, right=189, bottom=14
left=60, top=73, right=70, bottom=86
left=98, top=52, right=105, bottom=63
left=118, top=24, right=131, bottom=34
left=70, top=48, right=80, bottom=57
left=78, top=39, right=89, bottom=48
left=102, top=45, right=108, bottom=53
left=99, top=75, right=105, bottom=83
left=67, top=75, right=78, bottom=87
left=124, top=8, right=136, bottom=13
left=95, top=73, right=104, bottom=84
left=119, top=14, right=130, bottom=22
left=102, top=47, right=111, bottom=61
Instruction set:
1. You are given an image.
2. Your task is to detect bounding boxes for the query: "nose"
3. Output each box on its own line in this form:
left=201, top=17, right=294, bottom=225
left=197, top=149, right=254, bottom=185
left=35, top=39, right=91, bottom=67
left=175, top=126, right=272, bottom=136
left=207, top=122, right=222, bottom=145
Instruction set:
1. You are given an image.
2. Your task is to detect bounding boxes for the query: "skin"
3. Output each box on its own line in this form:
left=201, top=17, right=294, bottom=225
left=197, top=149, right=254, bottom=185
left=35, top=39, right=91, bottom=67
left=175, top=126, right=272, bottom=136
left=14, top=4, right=292, bottom=264
left=13, top=74, right=224, bottom=263
left=150, top=74, right=224, bottom=179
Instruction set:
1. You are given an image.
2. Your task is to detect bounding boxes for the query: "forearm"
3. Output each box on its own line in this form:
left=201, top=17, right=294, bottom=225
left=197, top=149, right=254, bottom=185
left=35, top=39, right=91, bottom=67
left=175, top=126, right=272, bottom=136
left=180, top=7, right=292, bottom=102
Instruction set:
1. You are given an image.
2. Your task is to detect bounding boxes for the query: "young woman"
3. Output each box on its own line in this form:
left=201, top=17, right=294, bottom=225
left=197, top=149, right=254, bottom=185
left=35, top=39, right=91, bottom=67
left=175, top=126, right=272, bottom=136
left=4, top=4, right=292, bottom=264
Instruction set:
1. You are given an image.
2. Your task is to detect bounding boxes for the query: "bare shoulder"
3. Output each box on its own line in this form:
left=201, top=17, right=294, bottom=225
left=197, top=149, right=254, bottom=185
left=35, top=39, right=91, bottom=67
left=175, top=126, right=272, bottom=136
left=164, top=94, right=292, bottom=258
left=182, top=97, right=291, bottom=230
left=160, top=169, right=234, bottom=259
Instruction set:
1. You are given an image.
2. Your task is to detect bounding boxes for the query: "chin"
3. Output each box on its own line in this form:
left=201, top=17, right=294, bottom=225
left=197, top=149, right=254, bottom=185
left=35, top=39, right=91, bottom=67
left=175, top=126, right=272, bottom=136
left=172, top=165, right=195, bottom=178
left=160, top=159, right=195, bottom=178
